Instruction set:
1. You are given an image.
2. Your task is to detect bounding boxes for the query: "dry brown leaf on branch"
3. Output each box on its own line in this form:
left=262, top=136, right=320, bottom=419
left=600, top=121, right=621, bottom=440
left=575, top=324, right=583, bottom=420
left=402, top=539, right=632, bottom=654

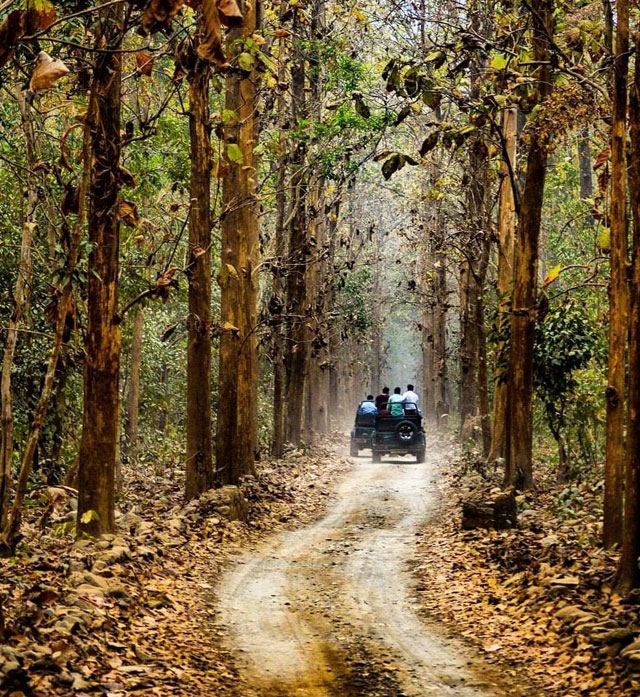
left=140, top=0, right=185, bottom=35
left=217, top=0, right=243, bottom=27
left=30, top=51, right=70, bottom=92
left=0, top=10, right=26, bottom=68
left=136, top=50, right=154, bottom=76
left=26, top=0, right=56, bottom=32
left=119, top=200, right=140, bottom=227
left=198, top=0, right=226, bottom=66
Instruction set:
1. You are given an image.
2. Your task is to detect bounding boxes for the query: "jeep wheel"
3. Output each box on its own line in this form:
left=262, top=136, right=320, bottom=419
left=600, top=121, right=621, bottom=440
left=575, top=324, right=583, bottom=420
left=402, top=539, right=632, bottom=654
left=416, top=448, right=426, bottom=464
left=372, top=450, right=381, bottom=464
left=349, top=440, right=359, bottom=457
left=395, top=420, right=417, bottom=444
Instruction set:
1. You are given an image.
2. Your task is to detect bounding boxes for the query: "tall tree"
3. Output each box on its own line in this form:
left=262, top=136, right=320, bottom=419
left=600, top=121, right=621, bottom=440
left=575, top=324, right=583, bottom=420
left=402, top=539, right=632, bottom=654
left=603, top=0, right=629, bottom=548
left=488, top=106, right=518, bottom=463
left=270, top=0, right=290, bottom=458
left=617, top=28, right=640, bottom=591
left=77, top=5, right=125, bottom=535
left=283, top=5, right=309, bottom=445
left=185, top=43, right=214, bottom=500
left=124, top=307, right=144, bottom=462
left=504, top=0, right=554, bottom=489
left=217, top=0, right=259, bottom=484
left=0, top=90, right=37, bottom=528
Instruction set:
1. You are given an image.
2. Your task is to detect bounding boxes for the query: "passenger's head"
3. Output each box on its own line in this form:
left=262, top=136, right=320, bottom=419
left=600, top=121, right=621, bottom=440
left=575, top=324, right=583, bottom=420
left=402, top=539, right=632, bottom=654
left=366, top=394, right=374, bottom=401
left=394, top=387, right=401, bottom=394
left=382, top=387, right=390, bottom=394
left=407, top=384, right=414, bottom=391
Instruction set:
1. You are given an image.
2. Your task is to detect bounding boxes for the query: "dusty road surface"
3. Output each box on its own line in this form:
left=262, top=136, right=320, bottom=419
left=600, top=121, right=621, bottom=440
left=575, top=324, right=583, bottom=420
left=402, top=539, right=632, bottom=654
left=217, top=447, right=526, bottom=697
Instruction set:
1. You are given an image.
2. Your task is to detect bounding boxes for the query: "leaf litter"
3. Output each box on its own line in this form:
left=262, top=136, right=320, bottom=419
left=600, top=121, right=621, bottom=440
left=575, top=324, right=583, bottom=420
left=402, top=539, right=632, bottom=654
left=411, top=449, right=640, bottom=697
left=0, top=435, right=352, bottom=697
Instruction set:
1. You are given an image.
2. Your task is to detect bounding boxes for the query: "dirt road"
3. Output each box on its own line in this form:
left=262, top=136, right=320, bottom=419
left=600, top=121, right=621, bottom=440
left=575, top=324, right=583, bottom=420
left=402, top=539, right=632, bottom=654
left=217, top=448, right=525, bottom=697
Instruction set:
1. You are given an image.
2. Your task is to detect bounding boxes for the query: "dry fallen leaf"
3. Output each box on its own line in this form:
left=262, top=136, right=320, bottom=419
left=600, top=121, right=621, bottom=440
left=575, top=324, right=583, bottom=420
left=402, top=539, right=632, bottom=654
left=30, top=51, right=70, bottom=92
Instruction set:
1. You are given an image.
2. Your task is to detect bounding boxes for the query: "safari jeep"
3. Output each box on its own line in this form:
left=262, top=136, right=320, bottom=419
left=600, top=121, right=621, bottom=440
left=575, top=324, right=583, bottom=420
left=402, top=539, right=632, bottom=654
left=371, top=406, right=426, bottom=463
left=349, top=405, right=376, bottom=456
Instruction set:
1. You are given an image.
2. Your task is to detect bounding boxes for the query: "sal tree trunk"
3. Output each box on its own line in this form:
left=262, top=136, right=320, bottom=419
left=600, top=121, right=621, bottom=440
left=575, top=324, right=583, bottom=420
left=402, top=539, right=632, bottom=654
left=124, top=307, right=144, bottom=462
left=77, top=10, right=124, bottom=536
left=185, top=53, right=214, bottom=499
left=504, top=0, right=554, bottom=490
left=283, top=6, right=309, bottom=446
left=270, top=2, right=289, bottom=458
left=489, top=107, right=518, bottom=463
left=217, top=0, right=260, bottom=484
left=615, top=24, right=638, bottom=591
left=0, top=90, right=38, bottom=529
left=604, top=0, right=629, bottom=549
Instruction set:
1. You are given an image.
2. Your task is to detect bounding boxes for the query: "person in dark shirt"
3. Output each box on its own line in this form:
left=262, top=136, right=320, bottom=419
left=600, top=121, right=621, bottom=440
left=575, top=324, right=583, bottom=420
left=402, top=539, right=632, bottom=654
left=375, top=387, right=390, bottom=410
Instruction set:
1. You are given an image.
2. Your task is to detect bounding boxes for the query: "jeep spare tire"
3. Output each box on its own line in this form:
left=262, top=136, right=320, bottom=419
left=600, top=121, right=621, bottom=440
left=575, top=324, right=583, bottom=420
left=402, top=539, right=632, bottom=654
left=395, top=420, right=416, bottom=443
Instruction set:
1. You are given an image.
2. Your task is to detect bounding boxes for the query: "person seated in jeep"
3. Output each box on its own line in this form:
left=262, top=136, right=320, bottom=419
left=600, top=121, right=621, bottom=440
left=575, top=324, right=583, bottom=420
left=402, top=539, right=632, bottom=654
left=358, top=395, right=377, bottom=416
left=376, top=387, right=389, bottom=411
left=387, top=387, right=405, bottom=417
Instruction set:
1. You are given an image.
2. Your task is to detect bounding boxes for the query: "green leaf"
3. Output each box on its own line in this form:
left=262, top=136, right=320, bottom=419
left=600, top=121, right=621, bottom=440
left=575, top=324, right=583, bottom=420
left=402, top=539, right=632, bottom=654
left=598, top=227, right=611, bottom=251
left=80, top=510, right=99, bottom=524
left=227, top=143, right=244, bottom=163
left=542, top=264, right=561, bottom=288
left=419, top=130, right=440, bottom=157
left=491, top=53, right=508, bottom=70
left=382, top=153, right=404, bottom=180
left=238, top=52, right=254, bottom=72
left=221, top=109, right=237, bottom=125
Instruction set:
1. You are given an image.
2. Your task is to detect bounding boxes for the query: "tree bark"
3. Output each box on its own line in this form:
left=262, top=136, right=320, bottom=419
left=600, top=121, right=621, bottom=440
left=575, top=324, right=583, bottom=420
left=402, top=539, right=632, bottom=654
left=476, top=231, right=492, bottom=457
left=271, top=2, right=289, bottom=458
left=433, top=214, right=449, bottom=427
left=77, top=6, right=124, bottom=535
left=615, top=25, right=638, bottom=591
left=283, top=5, right=309, bottom=445
left=604, top=0, right=629, bottom=548
left=488, top=107, right=518, bottom=463
left=504, top=0, right=554, bottom=490
left=0, top=90, right=37, bottom=529
left=217, top=0, right=260, bottom=484
left=185, top=50, right=214, bottom=499
left=124, top=307, right=144, bottom=462
left=577, top=125, right=593, bottom=200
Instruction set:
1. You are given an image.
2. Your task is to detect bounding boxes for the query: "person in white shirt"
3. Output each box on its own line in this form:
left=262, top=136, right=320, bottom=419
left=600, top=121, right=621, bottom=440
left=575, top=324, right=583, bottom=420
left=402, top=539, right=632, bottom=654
left=403, top=384, right=419, bottom=406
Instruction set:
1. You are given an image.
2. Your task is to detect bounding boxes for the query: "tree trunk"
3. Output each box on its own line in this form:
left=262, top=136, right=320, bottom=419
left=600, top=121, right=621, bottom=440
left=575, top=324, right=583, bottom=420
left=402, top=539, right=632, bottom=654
left=433, top=214, right=449, bottom=427
left=0, top=90, right=37, bottom=529
left=283, top=6, right=309, bottom=446
left=604, top=0, right=629, bottom=549
left=615, top=25, right=638, bottom=591
left=157, top=364, right=169, bottom=433
left=459, top=255, right=478, bottom=438
left=476, top=232, right=492, bottom=457
left=577, top=125, right=593, bottom=200
left=77, top=7, right=124, bottom=535
left=124, top=307, right=144, bottom=462
left=488, top=108, right=518, bottom=462
left=504, top=0, right=554, bottom=490
left=217, top=0, right=260, bottom=484
left=326, top=199, right=341, bottom=426
left=270, top=3, right=288, bottom=458
left=185, top=51, right=214, bottom=499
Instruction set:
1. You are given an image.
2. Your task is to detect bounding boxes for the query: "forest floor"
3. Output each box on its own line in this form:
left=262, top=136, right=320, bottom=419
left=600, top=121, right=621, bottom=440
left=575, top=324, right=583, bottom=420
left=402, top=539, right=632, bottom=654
left=3, top=437, right=640, bottom=697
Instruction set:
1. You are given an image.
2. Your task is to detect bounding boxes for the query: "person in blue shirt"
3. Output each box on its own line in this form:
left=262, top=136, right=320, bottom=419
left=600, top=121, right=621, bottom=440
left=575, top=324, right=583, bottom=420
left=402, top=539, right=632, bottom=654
left=358, top=395, right=378, bottom=415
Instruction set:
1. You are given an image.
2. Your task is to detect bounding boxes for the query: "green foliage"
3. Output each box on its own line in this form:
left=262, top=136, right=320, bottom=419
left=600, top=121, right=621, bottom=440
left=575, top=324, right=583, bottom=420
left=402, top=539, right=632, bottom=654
left=340, top=267, right=375, bottom=335
left=534, top=301, right=596, bottom=438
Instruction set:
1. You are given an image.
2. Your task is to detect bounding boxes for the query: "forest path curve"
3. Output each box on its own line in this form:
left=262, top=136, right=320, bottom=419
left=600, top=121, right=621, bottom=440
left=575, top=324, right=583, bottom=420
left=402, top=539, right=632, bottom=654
left=217, top=444, right=525, bottom=697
